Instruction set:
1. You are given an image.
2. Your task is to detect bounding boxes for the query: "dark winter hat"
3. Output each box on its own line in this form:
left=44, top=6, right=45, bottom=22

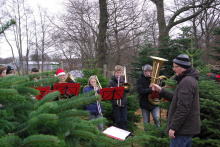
left=142, top=64, right=152, bottom=71
left=173, top=54, right=191, bottom=69
left=6, top=66, right=14, bottom=74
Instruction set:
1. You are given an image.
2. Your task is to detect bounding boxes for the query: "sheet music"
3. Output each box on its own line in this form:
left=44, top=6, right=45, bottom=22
left=103, top=126, right=131, bottom=141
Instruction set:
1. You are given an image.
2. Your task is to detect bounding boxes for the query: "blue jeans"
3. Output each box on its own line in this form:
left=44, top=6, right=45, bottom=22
left=141, top=107, right=160, bottom=128
left=113, top=105, right=127, bottom=130
left=170, top=135, right=193, bottom=147
left=89, top=114, right=103, bottom=132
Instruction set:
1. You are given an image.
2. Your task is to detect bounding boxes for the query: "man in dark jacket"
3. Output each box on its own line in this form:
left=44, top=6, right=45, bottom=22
left=108, top=65, right=130, bottom=130
left=136, top=64, right=160, bottom=130
left=151, top=54, right=200, bottom=147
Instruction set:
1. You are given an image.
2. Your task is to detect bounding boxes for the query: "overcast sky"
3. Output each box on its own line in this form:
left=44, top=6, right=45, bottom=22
left=0, top=0, right=63, bottom=59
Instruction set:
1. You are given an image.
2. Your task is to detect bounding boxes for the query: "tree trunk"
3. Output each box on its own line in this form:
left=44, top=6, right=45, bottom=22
left=97, top=0, right=109, bottom=70
left=152, top=0, right=168, bottom=47
left=150, top=0, right=215, bottom=47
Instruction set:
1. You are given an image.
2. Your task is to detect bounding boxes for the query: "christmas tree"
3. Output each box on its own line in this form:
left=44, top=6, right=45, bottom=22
left=209, top=27, right=220, bottom=63
left=0, top=72, right=117, bottom=146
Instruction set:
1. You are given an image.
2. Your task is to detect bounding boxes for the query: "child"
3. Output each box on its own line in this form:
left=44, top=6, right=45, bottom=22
left=108, top=65, right=130, bottom=130
left=84, top=75, right=104, bottom=132
left=0, top=65, right=7, bottom=78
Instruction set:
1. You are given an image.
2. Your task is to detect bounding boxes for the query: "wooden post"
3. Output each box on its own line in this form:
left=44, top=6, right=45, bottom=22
left=103, top=64, right=107, bottom=78
left=59, top=61, right=63, bottom=69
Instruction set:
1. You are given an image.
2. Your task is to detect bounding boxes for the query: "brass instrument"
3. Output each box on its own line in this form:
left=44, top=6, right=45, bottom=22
left=95, top=75, right=102, bottom=89
left=122, top=66, right=131, bottom=90
left=65, top=73, right=75, bottom=83
left=149, top=56, right=168, bottom=105
left=94, top=75, right=102, bottom=97
left=94, top=75, right=102, bottom=115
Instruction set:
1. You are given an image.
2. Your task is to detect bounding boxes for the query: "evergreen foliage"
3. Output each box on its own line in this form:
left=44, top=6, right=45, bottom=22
left=134, top=66, right=220, bottom=147
left=157, top=27, right=204, bottom=77
left=75, top=68, right=109, bottom=94
left=130, top=43, right=156, bottom=79
left=192, top=66, right=220, bottom=146
left=102, top=94, right=141, bottom=132
left=76, top=67, right=142, bottom=132
left=0, top=19, right=16, bottom=34
left=1, top=72, right=121, bottom=146
left=131, top=42, right=219, bottom=146
left=209, top=27, right=220, bottom=62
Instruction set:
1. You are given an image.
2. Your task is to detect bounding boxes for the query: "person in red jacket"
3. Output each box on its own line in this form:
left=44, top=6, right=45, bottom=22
left=150, top=54, right=200, bottom=147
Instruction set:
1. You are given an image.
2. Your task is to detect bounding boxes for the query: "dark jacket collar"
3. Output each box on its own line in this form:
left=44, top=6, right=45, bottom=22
left=141, top=72, right=151, bottom=80
left=174, top=67, right=200, bottom=84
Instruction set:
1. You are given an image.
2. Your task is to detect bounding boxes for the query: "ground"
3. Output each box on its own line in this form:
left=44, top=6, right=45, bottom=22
left=135, top=108, right=168, bottom=131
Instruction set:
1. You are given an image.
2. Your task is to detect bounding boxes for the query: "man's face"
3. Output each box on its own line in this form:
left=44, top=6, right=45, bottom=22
left=115, top=71, right=123, bottom=78
left=173, top=63, right=186, bottom=75
left=31, top=71, right=39, bottom=74
left=145, top=70, right=152, bottom=77
left=1, top=70, right=6, bottom=77
left=59, top=74, right=66, bottom=82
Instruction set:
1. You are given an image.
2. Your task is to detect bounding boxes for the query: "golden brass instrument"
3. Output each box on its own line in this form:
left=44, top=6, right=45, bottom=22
left=95, top=75, right=102, bottom=89
left=149, top=56, right=168, bottom=105
left=94, top=75, right=102, bottom=97
left=122, top=66, right=131, bottom=90
left=65, top=73, right=75, bottom=83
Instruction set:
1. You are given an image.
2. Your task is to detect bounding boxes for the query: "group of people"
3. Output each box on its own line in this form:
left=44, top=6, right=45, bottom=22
left=0, top=54, right=210, bottom=147
left=51, top=54, right=201, bottom=147
left=0, top=65, right=16, bottom=78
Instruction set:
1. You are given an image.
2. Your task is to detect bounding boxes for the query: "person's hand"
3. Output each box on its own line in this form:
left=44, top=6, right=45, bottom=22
left=34, top=78, right=38, bottom=82
left=150, top=83, right=162, bottom=92
left=169, top=129, right=175, bottom=138
left=207, top=73, right=212, bottom=77
left=94, top=86, right=99, bottom=91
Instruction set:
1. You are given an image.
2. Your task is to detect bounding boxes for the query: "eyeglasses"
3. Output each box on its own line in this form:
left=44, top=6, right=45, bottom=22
left=173, top=65, right=179, bottom=69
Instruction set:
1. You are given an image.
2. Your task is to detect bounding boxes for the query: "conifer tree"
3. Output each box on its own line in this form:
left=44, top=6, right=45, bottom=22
left=130, top=43, right=156, bottom=79
left=76, top=66, right=141, bottom=132
left=209, top=27, right=220, bottom=62
left=133, top=66, right=220, bottom=147
left=157, top=27, right=204, bottom=77
left=0, top=72, right=119, bottom=146
left=0, top=19, right=16, bottom=34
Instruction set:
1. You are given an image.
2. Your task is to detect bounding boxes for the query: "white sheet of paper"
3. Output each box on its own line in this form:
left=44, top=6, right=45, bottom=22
left=103, top=126, right=131, bottom=141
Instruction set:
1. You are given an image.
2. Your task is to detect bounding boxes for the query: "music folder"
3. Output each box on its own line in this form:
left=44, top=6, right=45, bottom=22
left=53, top=83, right=81, bottom=96
left=99, top=87, right=124, bottom=101
left=35, top=86, right=51, bottom=100
left=103, top=126, right=131, bottom=141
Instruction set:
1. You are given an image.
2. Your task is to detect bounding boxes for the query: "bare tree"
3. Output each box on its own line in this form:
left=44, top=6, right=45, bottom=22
left=37, top=7, right=54, bottom=71
left=0, top=0, right=33, bottom=75
left=150, top=0, right=216, bottom=47
left=106, top=0, right=147, bottom=68
left=51, top=0, right=100, bottom=68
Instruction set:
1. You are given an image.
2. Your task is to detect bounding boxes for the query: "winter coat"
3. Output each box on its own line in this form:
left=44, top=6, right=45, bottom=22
left=84, top=85, right=103, bottom=115
left=159, top=67, right=200, bottom=135
left=108, top=76, right=130, bottom=106
left=136, top=73, right=156, bottom=110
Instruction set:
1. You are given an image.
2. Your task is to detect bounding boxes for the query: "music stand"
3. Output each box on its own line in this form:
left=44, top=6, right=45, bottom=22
left=53, top=83, right=81, bottom=96
left=99, top=87, right=124, bottom=101
left=35, top=86, right=51, bottom=100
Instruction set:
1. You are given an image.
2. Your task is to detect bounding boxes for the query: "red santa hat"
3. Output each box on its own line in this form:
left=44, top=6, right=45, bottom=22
left=56, top=69, right=66, bottom=77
